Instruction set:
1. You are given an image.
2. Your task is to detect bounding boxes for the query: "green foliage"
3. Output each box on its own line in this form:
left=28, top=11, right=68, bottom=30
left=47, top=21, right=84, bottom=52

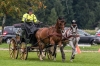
left=84, top=29, right=96, bottom=35
left=0, top=0, right=45, bottom=25
left=47, top=8, right=57, bottom=25
left=0, top=0, right=100, bottom=29
left=72, top=0, right=100, bottom=29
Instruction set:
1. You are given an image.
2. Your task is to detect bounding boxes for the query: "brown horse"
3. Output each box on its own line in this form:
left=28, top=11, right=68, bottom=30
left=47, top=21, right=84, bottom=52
left=50, top=23, right=80, bottom=62
left=35, top=17, right=66, bottom=60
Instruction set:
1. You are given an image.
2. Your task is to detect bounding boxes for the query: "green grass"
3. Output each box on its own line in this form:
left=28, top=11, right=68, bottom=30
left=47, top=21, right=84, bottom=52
left=1, top=43, right=100, bottom=51
left=64, top=45, right=100, bottom=51
left=84, top=30, right=96, bottom=35
left=0, top=43, right=100, bottom=66
left=0, top=50, right=100, bottom=66
left=0, top=43, right=9, bottom=48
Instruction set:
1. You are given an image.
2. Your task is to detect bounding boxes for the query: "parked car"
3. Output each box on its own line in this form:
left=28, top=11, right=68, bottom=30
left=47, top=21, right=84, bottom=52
left=0, top=30, right=2, bottom=35
left=64, top=27, right=96, bottom=45
left=93, top=31, right=100, bottom=44
left=77, top=29, right=95, bottom=45
left=0, top=30, right=2, bottom=43
left=95, top=29, right=100, bottom=35
left=1, top=25, right=21, bottom=43
left=93, top=36, right=100, bottom=44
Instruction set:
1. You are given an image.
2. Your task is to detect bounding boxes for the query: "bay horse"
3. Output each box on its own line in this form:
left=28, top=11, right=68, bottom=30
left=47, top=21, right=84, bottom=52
left=35, top=17, right=66, bottom=61
left=50, top=23, right=80, bottom=62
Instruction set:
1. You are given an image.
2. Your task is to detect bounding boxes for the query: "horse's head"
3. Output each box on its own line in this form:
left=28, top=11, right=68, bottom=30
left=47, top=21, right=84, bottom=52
left=56, top=17, right=66, bottom=33
left=70, top=24, right=77, bottom=34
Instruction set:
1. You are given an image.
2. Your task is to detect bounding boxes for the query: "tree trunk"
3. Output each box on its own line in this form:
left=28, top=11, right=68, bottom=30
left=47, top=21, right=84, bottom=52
left=2, top=14, right=6, bottom=35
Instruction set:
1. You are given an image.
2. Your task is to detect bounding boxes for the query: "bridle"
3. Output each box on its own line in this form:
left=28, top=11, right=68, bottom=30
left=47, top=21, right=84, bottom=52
left=62, top=24, right=78, bottom=40
left=57, top=20, right=65, bottom=34
left=70, top=24, right=78, bottom=35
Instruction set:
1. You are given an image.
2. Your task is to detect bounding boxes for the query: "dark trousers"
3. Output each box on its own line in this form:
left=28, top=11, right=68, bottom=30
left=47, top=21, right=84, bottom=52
left=21, top=22, right=37, bottom=45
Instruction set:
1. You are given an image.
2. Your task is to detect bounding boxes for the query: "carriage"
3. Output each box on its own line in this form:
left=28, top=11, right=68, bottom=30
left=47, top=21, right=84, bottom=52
left=9, top=22, right=52, bottom=60
left=9, top=17, right=79, bottom=62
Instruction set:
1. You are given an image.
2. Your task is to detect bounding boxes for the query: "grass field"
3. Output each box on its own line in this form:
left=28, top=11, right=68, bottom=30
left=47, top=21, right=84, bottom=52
left=0, top=43, right=100, bottom=66
left=0, top=50, right=100, bottom=66
left=1, top=43, right=100, bottom=51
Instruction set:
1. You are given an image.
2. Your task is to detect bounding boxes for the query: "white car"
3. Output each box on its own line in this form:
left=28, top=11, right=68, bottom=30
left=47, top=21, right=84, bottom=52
left=96, top=29, right=100, bottom=35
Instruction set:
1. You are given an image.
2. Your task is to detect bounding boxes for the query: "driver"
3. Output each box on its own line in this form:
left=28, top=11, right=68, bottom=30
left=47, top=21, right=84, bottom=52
left=21, top=8, right=39, bottom=45
left=22, top=8, right=38, bottom=23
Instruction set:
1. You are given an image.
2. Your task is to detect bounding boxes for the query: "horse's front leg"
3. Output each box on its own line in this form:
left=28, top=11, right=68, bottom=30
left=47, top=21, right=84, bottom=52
left=41, top=44, right=46, bottom=59
left=60, top=46, right=66, bottom=62
left=69, top=40, right=76, bottom=62
left=52, top=45, right=57, bottom=61
left=38, top=42, right=44, bottom=61
left=58, top=42, right=66, bottom=62
left=39, top=47, right=43, bottom=60
left=50, top=38, right=57, bottom=61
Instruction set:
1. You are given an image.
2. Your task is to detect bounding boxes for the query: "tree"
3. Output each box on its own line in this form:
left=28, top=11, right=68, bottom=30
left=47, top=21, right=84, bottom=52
left=47, top=8, right=58, bottom=25
left=54, top=0, right=64, bottom=17
left=0, top=0, right=20, bottom=34
left=0, top=0, right=45, bottom=34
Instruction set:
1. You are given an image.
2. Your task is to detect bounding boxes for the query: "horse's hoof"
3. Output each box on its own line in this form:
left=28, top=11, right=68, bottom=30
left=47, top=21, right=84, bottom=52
left=71, top=56, right=75, bottom=59
left=40, top=59, right=43, bottom=61
left=62, top=59, right=65, bottom=62
left=53, top=58, right=56, bottom=61
left=40, top=57, right=43, bottom=61
left=70, top=60, right=73, bottom=62
left=42, top=56, right=46, bottom=59
left=72, top=57, right=74, bottom=59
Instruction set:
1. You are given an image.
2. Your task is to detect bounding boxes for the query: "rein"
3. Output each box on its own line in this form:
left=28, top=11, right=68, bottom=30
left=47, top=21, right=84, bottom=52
left=49, top=33, right=62, bottom=37
left=35, top=26, right=62, bottom=45
left=48, top=26, right=62, bottom=37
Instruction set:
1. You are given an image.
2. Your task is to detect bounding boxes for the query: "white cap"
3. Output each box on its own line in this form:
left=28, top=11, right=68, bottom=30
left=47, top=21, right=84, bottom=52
left=72, top=20, right=76, bottom=22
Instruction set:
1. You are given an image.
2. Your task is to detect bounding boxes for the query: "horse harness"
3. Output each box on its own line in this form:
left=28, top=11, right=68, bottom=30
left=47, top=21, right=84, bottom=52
left=48, top=26, right=62, bottom=37
left=36, top=26, right=62, bottom=45
left=62, top=26, right=79, bottom=41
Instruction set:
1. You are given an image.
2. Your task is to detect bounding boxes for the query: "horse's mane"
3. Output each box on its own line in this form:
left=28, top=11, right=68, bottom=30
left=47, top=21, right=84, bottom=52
left=48, top=25, right=55, bottom=29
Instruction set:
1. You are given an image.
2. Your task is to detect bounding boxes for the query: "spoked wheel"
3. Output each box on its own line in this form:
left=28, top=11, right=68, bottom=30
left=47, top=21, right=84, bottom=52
left=20, top=42, right=28, bottom=60
left=37, top=49, right=40, bottom=58
left=9, top=39, right=19, bottom=59
left=46, top=49, right=53, bottom=60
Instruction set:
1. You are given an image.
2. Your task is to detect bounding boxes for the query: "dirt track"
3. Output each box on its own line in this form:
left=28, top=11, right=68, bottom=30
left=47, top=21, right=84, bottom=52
left=0, top=48, right=99, bottom=52
left=0, top=48, right=8, bottom=50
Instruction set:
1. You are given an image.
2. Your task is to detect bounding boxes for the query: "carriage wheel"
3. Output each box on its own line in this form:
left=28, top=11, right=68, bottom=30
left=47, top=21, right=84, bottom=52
left=20, top=42, right=28, bottom=60
left=46, top=50, right=52, bottom=60
left=9, top=39, right=19, bottom=59
left=37, top=49, right=52, bottom=59
left=37, top=49, right=40, bottom=58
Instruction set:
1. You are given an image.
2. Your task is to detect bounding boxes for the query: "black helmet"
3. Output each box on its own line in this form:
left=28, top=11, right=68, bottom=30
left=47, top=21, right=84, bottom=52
left=58, top=16, right=64, bottom=20
left=28, top=8, right=33, bottom=12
